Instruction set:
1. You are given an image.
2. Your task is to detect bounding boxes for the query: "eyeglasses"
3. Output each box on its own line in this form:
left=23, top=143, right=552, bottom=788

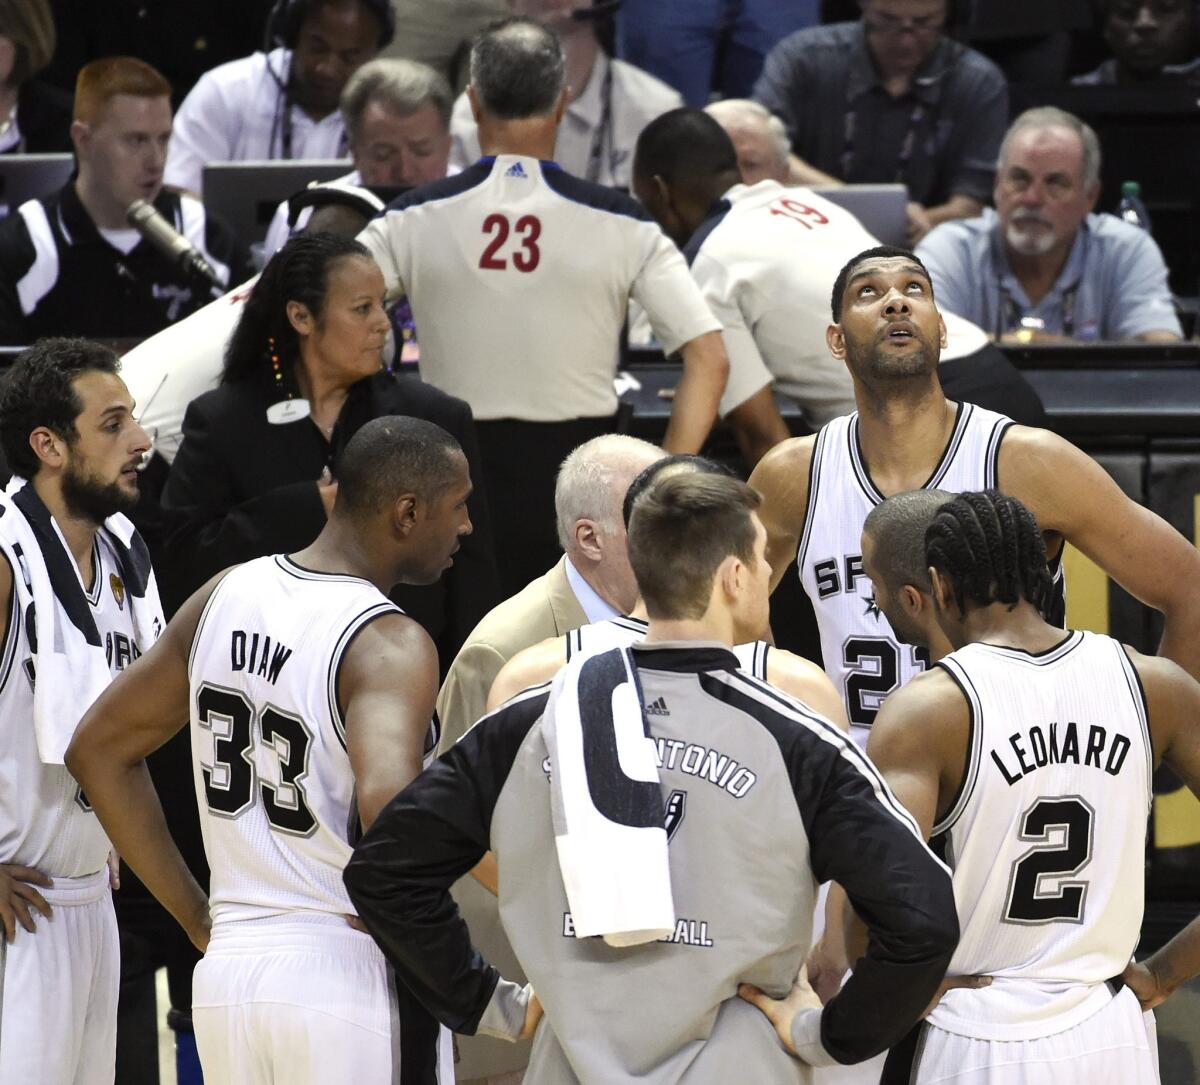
left=863, top=11, right=945, bottom=36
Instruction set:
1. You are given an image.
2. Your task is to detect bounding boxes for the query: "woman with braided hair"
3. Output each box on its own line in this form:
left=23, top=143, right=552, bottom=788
left=854, top=487, right=1200, bottom=1085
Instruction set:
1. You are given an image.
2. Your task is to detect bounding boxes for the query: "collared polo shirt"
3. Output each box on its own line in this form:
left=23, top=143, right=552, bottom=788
left=165, top=49, right=351, bottom=194
left=917, top=207, right=1182, bottom=340
left=753, top=21, right=1007, bottom=205
left=449, top=52, right=683, bottom=190
left=357, top=155, right=719, bottom=421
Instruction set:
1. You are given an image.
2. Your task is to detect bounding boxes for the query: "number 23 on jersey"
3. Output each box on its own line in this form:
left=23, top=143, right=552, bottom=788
left=479, top=213, right=542, bottom=272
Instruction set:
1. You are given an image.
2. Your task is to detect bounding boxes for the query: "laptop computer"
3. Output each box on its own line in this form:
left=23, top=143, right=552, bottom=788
left=811, top=183, right=909, bottom=246
left=0, top=154, right=74, bottom=216
left=202, top=160, right=351, bottom=246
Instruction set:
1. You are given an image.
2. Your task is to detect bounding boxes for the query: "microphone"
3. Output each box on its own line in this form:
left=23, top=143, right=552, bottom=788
left=126, top=199, right=224, bottom=295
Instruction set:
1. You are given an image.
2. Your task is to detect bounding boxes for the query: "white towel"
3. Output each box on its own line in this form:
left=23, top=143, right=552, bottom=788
left=543, top=646, right=675, bottom=947
left=0, top=479, right=164, bottom=764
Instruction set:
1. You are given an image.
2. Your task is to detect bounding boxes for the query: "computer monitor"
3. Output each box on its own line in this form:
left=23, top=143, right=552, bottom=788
left=811, top=183, right=909, bottom=246
left=202, top=160, right=351, bottom=246
left=0, top=154, right=74, bottom=216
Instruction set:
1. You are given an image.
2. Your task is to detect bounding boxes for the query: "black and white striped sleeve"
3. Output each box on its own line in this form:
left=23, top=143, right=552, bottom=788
left=786, top=717, right=957, bottom=1065
left=343, top=685, right=549, bottom=1036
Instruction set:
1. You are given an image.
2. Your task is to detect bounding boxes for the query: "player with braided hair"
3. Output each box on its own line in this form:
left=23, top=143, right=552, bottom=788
left=842, top=489, right=1200, bottom=1084
left=924, top=489, right=1053, bottom=618
left=750, top=245, right=1200, bottom=761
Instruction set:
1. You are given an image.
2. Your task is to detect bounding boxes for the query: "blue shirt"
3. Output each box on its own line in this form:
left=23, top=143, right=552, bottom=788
left=916, top=208, right=1182, bottom=340
left=753, top=22, right=1007, bottom=205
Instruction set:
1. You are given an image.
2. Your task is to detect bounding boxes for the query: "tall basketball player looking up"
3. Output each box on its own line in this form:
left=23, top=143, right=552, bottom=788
left=749, top=246, right=1200, bottom=753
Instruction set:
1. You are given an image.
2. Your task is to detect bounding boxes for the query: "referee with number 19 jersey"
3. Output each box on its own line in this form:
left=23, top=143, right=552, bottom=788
left=358, top=17, right=728, bottom=595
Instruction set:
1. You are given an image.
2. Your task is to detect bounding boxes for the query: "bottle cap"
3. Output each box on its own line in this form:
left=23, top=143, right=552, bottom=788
left=1121, top=180, right=1141, bottom=197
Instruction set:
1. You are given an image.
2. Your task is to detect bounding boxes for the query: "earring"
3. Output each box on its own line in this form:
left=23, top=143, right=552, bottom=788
left=268, top=336, right=283, bottom=394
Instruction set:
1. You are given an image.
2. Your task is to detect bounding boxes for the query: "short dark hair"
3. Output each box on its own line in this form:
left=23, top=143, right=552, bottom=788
left=628, top=472, right=761, bottom=620
left=622, top=453, right=734, bottom=528
left=633, top=107, right=740, bottom=190
left=223, top=232, right=370, bottom=385
left=830, top=245, right=932, bottom=322
left=0, top=338, right=121, bottom=479
left=469, top=17, right=564, bottom=120
left=924, top=489, right=1053, bottom=616
left=335, top=415, right=464, bottom=519
left=863, top=488, right=952, bottom=593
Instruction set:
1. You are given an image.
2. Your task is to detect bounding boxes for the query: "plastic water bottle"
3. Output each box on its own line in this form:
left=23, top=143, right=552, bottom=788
left=1117, top=181, right=1151, bottom=232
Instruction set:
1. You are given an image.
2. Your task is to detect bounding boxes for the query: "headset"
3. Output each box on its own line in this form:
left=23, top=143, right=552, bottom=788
left=266, top=0, right=396, bottom=51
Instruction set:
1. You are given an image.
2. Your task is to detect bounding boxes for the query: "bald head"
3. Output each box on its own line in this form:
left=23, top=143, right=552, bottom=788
left=862, top=488, right=953, bottom=594
left=704, top=99, right=790, bottom=185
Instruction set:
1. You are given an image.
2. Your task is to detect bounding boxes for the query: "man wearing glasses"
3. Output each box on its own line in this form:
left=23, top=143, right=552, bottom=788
left=752, top=0, right=1007, bottom=244
left=917, top=106, right=1182, bottom=343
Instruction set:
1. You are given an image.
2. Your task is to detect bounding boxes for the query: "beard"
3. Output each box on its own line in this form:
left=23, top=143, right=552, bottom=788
left=61, top=459, right=138, bottom=524
left=1005, top=215, right=1057, bottom=256
left=845, top=333, right=936, bottom=381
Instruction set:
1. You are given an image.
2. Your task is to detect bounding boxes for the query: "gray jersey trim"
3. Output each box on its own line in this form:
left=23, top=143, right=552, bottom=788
left=186, top=572, right=231, bottom=678
left=1114, top=641, right=1155, bottom=807
left=0, top=551, right=21, bottom=695
left=326, top=601, right=403, bottom=752
left=930, top=657, right=983, bottom=839
left=794, top=423, right=830, bottom=575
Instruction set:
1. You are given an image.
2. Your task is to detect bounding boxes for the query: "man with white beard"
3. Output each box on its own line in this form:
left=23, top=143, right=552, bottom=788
left=916, top=107, right=1181, bottom=343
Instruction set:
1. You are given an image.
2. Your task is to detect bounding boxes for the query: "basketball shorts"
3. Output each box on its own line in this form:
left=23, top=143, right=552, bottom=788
left=194, top=914, right=455, bottom=1084
left=902, top=985, right=1159, bottom=1085
left=0, top=868, right=119, bottom=1085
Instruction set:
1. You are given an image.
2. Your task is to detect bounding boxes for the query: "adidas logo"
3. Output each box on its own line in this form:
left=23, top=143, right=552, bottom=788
left=504, top=161, right=528, bottom=178
left=645, top=696, right=670, bottom=717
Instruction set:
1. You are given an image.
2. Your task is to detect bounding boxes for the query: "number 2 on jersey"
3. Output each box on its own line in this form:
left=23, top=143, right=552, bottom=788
left=197, top=682, right=317, bottom=836
left=479, top=213, right=542, bottom=271
left=1004, top=796, right=1094, bottom=924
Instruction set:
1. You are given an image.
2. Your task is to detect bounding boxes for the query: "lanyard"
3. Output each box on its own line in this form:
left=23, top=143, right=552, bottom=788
left=840, top=97, right=926, bottom=185
left=997, top=284, right=1078, bottom=339
left=584, top=62, right=614, bottom=184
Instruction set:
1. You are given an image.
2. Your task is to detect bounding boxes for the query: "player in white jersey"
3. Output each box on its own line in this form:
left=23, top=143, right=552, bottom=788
left=750, top=246, right=1200, bottom=754
left=0, top=339, right=156, bottom=1085
left=68, top=417, right=486, bottom=1085
left=855, top=489, right=1200, bottom=1083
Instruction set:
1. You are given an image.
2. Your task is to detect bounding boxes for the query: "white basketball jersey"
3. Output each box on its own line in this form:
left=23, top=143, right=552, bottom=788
left=929, top=631, right=1153, bottom=1041
left=797, top=403, right=1013, bottom=748
left=188, top=555, right=436, bottom=927
left=0, top=535, right=141, bottom=876
left=565, top=614, right=769, bottom=679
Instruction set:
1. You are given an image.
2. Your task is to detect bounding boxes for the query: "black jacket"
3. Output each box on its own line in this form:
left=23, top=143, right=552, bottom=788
left=161, top=370, right=501, bottom=667
left=7, top=80, right=73, bottom=153
left=0, top=181, right=250, bottom=345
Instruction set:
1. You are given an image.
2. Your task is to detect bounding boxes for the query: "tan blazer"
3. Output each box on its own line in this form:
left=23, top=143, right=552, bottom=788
left=434, top=556, right=587, bottom=1081
left=436, top=555, right=587, bottom=754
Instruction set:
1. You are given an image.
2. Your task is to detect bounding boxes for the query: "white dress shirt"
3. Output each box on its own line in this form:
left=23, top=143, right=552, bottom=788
left=166, top=49, right=350, bottom=194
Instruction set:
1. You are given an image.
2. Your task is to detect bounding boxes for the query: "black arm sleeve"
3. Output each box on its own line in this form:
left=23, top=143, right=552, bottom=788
left=794, top=734, right=958, bottom=1063
left=202, top=207, right=253, bottom=287
left=344, top=692, right=546, bottom=1034
left=161, top=399, right=327, bottom=594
